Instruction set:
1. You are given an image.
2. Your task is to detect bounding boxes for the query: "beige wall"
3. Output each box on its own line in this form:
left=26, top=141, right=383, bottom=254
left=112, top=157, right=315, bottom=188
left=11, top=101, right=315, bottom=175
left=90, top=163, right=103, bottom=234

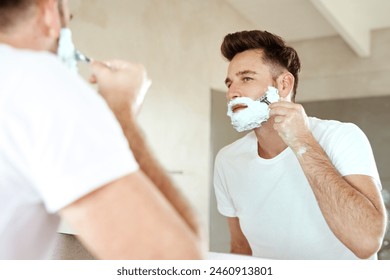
left=291, top=28, right=390, bottom=102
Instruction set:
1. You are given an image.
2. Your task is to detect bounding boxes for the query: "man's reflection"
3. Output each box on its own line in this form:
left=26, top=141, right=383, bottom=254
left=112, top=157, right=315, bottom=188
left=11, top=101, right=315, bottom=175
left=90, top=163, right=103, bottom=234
left=213, top=30, right=387, bottom=260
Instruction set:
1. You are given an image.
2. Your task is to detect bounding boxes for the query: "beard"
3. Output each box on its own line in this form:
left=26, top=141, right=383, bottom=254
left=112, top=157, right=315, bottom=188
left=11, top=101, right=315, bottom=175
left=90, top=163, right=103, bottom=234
left=227, top=86, right=279, bottom=132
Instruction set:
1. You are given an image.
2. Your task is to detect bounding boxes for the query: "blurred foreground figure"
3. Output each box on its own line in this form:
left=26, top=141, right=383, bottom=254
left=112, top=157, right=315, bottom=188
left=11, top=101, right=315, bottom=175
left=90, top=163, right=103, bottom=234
left=0, top=0, right=202, bottom=259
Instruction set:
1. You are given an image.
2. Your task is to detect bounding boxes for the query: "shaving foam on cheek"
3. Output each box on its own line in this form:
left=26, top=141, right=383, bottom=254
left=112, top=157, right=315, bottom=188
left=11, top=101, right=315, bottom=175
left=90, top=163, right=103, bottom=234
left=227, top=86, right=280, bottom=132
left=57, top=28, right=78, bottom=73
left=227, top=98, right=269, bottom=132
left=262, top=86, right=279, bottom=103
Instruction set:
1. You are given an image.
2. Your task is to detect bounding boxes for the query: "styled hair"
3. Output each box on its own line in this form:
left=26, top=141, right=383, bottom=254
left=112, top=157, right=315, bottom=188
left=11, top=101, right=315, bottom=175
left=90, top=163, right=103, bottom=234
left=221, top=30, right=301, bottom=100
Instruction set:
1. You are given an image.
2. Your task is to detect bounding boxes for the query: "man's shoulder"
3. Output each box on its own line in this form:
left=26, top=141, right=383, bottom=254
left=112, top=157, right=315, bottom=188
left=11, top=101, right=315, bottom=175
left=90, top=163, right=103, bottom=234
left=309, top=117, right=360, bottom=134
left=309, top=117, right=364, bottom=143
left=0, top=44, right=65, bottom=74
left=0, top=44, right=91, bottom=100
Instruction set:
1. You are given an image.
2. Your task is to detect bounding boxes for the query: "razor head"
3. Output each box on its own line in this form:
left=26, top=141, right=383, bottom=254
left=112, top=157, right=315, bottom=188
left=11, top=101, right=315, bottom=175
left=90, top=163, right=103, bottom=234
left=75, top=50, right=91, bottom=63
left=259, top=95, right=271, bottom=105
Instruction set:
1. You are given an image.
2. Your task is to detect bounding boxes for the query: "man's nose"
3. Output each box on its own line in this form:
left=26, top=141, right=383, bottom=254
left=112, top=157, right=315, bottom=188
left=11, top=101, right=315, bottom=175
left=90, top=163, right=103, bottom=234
left=227, top=83, right=241, bottom=100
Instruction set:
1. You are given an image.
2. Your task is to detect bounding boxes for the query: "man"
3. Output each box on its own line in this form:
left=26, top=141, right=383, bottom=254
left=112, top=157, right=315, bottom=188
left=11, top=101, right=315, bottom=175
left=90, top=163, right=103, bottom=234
left=0, top=0, right=202, bottom=259
left=214, top=30, right=387, bottom=259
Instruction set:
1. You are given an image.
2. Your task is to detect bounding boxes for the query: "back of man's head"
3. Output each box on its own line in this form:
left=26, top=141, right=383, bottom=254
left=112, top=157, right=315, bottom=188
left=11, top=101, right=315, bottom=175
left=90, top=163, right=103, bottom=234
left=221, top=30, right=301, bottom=99
left=0, top=0, right=44, bottom=32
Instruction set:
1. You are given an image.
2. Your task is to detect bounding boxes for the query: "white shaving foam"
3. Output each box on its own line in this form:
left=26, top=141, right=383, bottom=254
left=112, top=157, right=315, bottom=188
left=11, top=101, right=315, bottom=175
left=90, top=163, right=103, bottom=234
left=57, top=28, right=78, bottom=73
left=227, top=86, right=280, bottom=132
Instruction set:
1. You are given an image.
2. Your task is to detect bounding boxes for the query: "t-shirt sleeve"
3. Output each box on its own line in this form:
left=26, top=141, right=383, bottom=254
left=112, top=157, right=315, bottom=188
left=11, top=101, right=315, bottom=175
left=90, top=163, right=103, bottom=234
left=326, top=123, right=382, bottom=190
left=6, top=54, right=139, bottom=213
left=213, top=152, right=237, bottom=217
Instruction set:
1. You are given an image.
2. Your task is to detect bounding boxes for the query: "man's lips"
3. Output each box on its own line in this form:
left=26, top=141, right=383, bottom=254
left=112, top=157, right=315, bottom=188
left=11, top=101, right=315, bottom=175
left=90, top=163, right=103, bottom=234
left=232, top=104, right=248, bottom=113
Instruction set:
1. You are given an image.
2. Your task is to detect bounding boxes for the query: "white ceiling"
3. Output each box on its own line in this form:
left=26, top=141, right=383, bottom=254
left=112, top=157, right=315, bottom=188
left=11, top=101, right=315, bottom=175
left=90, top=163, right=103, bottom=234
left=225, top=0, right=390, bottom=57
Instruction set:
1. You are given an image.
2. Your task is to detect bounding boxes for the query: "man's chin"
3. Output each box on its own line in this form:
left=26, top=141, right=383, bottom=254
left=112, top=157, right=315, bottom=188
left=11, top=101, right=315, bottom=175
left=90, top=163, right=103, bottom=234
left=232, top=122, right=262, bottom=133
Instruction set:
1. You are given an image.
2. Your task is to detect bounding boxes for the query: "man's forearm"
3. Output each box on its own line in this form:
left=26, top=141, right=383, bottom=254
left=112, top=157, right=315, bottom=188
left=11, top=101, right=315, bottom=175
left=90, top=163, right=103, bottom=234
left=116, top=110, right=201, bottom=238
left=294, top=134, right=386, bottom=258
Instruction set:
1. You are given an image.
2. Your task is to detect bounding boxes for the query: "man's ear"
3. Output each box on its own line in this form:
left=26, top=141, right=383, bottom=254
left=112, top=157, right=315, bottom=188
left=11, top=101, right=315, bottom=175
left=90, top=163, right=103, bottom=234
left=38, top=0, right=61, bottom=38
left=277, top=72, right=294, bottom=100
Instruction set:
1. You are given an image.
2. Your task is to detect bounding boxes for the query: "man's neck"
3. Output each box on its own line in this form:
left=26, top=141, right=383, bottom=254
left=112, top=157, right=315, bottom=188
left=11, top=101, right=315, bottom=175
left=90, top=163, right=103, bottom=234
left=254, top=119, right=288, bottom=159
left=0, top=32, right=33, bottom=50
left=0, top=20, right=56, bottom=53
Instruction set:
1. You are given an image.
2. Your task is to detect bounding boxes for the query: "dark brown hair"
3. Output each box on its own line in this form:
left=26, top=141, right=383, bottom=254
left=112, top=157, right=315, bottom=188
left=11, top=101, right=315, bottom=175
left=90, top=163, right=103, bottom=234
left=0, top=0, right=65, bottom=30
left=0, top=0, right=37, bottom=28
left=221, top=30, right=301, bottom=100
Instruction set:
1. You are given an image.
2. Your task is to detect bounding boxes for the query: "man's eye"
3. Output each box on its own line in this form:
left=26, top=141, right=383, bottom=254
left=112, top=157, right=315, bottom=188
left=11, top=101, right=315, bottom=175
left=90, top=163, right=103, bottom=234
left=243, top=77, right=253, bottom=82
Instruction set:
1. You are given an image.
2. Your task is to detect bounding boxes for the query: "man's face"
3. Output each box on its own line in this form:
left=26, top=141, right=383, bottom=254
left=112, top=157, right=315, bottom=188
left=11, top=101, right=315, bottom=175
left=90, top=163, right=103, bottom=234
left=224, top=49, right=281, bottom=132
left=225, top=49, right=275, bottom=111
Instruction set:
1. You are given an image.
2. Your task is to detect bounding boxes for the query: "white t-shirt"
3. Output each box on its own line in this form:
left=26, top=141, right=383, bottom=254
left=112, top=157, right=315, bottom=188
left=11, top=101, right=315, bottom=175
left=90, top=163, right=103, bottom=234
left=214, top=117, right=381, bottom=260
left=0, top=45, right=139, bottom=259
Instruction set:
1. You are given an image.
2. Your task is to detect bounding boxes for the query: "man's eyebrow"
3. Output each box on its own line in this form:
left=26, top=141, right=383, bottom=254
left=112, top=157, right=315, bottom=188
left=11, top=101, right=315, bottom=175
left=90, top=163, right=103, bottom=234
left=224, top=70, right=258, bottom=86
left=237, top=70, right=258, bottom=76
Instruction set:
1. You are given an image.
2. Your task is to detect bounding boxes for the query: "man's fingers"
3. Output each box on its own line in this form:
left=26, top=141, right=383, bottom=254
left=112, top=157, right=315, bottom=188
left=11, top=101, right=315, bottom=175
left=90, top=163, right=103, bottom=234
left=269, top=101, right=296, bottom=109
left=100, top=60, right=133, bottom=71
left=269, top=106, right=293, bottom=117
left=269, top=102, right=305, bottom=117
left=274, top=116, right=284, bottom=123
left=89, top=60, right=112, bottom=76
left=89, top=74, right=97, bottom=84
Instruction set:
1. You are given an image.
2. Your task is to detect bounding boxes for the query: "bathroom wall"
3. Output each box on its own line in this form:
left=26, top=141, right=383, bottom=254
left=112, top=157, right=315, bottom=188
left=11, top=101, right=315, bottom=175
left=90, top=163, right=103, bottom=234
left=290, top=28, right=390, bottom=102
